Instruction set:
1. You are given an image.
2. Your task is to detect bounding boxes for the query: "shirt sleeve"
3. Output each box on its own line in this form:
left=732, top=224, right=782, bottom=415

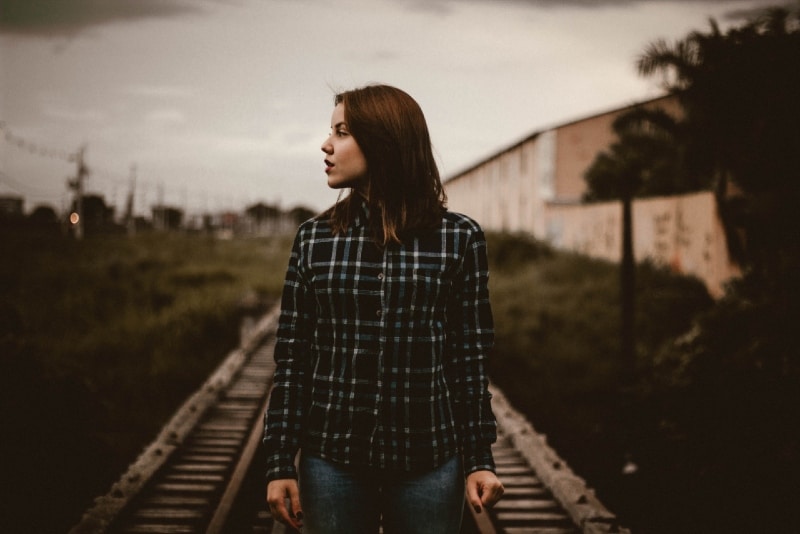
left=263, top=227, right=314, bottom=482
left=446, top=225, right=497, bottom=475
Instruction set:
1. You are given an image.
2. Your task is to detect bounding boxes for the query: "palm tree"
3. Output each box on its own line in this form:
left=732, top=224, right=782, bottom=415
left=590, top=10, right=800, bottom=531
left=583, top=106, right=688, bottom=203
left=584, top=107, right=685, bottom=372
left=636, top=6, right=800, bottom=280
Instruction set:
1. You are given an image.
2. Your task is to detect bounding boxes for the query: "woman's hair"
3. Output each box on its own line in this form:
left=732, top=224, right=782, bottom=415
left=323, top=84, right=447, bottom=245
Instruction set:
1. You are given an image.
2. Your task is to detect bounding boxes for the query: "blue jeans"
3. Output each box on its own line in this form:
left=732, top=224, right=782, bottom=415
left=298, top=454, right=465, bottom=534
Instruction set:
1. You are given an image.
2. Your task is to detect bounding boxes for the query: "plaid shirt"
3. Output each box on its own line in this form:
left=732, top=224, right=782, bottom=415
left=263, top=202, right=496, bottom=482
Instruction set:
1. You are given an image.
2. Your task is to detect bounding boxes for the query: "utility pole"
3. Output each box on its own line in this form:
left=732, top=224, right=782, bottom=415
left=620, top=170, right=636, bottom=381
left=157, top=182, right=165, bottom=231
left=67, top=144, right=89, bottom=240
left=124, top=164, right=137, bottom=237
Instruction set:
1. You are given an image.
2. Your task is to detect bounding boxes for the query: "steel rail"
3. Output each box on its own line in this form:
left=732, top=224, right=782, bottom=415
left=69, top=306, right=280, bottom=534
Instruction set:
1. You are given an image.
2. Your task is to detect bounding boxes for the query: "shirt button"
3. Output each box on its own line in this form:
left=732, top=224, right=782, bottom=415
left=377, top=273, right=384, bottom=280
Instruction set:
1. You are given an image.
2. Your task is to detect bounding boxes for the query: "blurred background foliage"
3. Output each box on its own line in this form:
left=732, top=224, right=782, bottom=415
left=489, top=229, right=798, bottom=533
left=0, top=230, right=291, bottom=532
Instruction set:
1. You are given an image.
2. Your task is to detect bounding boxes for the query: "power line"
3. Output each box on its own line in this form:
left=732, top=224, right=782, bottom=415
left=1, top=122, right=268, bottom=217
left=0, top=121, right=79, bottom=162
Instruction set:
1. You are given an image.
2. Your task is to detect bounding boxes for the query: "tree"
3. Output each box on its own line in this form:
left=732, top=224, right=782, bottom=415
left=636, top=6, right=800, bottom=280
left=583, top=106, right=691, bottom=203
left=584, top=6, right=800, bottom=371
left=584, top=106, right=692, bottom=373
left=28, top=204, right=60, bottom=234
left=287, top=205, right=316, bottom=225
left=622, top=8, right=800, bottom=531
left=29, top=205, right=58, bottom=224
left=69, top=194, right=116, bottom=235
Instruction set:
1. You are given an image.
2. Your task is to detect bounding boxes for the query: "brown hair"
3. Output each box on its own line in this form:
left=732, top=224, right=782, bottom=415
left=322, top=84, right=447, bottom=245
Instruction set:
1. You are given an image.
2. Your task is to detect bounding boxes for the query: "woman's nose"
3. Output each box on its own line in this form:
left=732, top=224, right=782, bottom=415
left=321, top=137, right=333, bottom=154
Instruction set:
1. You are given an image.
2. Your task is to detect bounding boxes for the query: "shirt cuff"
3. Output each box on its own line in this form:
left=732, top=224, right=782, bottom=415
left=265, top=453, right=298, bottom=483
left=463, top=448, right=496, bottom=475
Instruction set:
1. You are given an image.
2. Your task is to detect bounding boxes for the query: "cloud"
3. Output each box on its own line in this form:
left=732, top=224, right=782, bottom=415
left=2, top=0, right=779, bottom=37
left=402, top=0, right=783, bottom=15
left=145, top=108, right=187, bottom=125
left=0, top=0, right=205, bottom=36
left=442, top=0, right=779, bottom=5
left=42, top=105, right=107, bottom=123
left=124, top=85, right=195, bottom=99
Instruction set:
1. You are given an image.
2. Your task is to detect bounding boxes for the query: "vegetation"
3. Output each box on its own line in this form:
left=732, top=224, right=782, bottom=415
left=585, top=5, right=800, bottom=277
left=637, top=5, right=800, bottom=281
left=0, top=229, right=292, bottom=533
left=488, top=231, right=800, bottom=533
left=486, top=232, right=717, bottom=533
left=583, top=106, right=696, bottom=203
left=576, top=6, right=800, bottom=532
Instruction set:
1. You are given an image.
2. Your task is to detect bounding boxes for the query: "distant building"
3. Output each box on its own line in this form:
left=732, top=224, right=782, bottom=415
left=151, top=205, right=184, bottom=231
left=242, top=202, right=296, bottom=237
left=0, top=195, right=24, bottom=218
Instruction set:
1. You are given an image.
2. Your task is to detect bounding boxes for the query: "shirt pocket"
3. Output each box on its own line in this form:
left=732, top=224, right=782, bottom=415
left=410, top=267, right=449, bottom=319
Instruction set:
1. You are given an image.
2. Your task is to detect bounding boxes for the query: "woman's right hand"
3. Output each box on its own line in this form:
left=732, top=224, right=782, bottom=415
left=266, top=478, right=304, bottom=531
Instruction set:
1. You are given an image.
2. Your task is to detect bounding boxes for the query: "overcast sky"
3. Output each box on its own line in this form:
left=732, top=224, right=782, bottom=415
left=0, top=0, right=779, bottom=216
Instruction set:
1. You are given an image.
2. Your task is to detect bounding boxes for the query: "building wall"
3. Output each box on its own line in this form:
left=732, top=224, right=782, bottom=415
left=444, top=95, right=738, bottom=298
left=446, top=135, right=550, bottom=236
left=546, top=192, right=738, bottom=297
left=0, top=195, right=24, bottom=217
left=554, top=111, right=617, bottom=202
left=553, top=95, right=683, bottom=202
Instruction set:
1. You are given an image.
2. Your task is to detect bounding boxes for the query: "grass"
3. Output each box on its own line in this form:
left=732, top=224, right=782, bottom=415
left=0, top=229, right=292, bottom=533
left=485, top=231, right=716, bottom=533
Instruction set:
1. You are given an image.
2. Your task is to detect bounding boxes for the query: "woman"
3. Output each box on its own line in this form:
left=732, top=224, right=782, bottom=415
left=264, top=84, right=503, bottom=533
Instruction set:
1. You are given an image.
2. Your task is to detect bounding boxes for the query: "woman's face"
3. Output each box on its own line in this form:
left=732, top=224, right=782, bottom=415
left=321, top=103, right=368, bottom=191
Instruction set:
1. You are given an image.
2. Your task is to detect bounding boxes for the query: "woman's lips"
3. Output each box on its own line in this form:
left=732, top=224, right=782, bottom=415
left=324, top=160, right=334, bottom=173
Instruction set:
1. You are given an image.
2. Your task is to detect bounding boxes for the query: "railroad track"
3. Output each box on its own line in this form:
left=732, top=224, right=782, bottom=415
left=70, top=307, right=629, bottom=534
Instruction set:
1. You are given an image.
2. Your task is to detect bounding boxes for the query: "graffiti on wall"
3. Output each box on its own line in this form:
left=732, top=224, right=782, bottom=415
left=545, top=192, right=737, bottom=297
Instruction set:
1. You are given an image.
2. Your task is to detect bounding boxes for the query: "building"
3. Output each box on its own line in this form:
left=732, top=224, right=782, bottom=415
left=444, top=95, right=738, bottom=297
left=0, top=195, right=24, bottom=218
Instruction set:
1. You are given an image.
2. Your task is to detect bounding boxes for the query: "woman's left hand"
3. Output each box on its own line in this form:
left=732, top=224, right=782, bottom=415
left=466, top=470, right=504, bottom=513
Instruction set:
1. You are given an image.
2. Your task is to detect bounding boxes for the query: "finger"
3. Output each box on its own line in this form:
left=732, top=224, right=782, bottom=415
left=267, top=493, right=288, bottom=523
left=466, top=479, right=484, bottom=513
left=288, top=484, right=304, bottom=525
left=267, top=485, right=299, bottom=529
left=282, top=497, right=303, bottom=530
left=481, top=485, right=502, bottom=507
left=276, top=500, right=301, bottom=530
left=481, top=481, right=504, bottom=507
